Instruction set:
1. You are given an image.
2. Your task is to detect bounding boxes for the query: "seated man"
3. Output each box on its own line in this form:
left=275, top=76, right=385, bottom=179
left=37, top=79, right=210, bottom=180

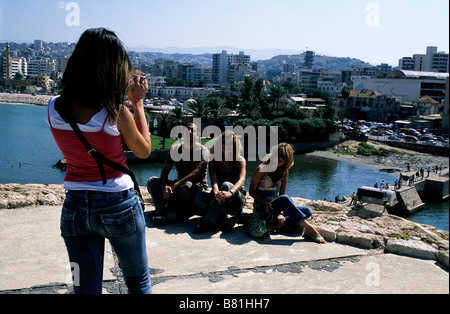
left=148, top=121, right=209, bottom=224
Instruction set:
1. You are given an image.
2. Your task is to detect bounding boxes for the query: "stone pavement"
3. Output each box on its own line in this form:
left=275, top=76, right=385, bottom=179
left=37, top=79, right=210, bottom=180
left=0, top=205, right=448, bottom=295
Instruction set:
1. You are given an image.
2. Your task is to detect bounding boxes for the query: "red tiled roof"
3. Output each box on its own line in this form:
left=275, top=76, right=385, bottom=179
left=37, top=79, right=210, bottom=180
left=413, top=95, right=440, bottom=104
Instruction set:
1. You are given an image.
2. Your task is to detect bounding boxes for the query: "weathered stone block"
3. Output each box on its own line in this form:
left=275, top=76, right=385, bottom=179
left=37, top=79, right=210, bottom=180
left=336, top=232, right=380, bottom=249
left=385, top=238, right=437, bottom=260
left=437, top=250, right=449, bottom=268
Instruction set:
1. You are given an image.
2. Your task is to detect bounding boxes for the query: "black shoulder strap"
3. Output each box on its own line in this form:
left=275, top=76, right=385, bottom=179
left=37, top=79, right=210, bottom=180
left=65, top=112, right=144, bottom=201
left=68, top=118, right=108, bottom=185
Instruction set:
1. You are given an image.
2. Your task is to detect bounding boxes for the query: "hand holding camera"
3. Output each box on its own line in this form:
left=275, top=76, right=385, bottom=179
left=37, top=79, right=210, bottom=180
left=128, top=72, right=148, bottom=109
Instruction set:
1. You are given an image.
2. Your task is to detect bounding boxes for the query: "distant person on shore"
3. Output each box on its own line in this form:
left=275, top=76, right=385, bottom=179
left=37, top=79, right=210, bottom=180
left=194, top=131, right=247, bottom=234
left=247, top=143, right=326, bottom=244
left=351, top=192, right=357, bottom=206
left=46, top=28, right=152, bottom=294
left=147, top=121, right=210, bottom=225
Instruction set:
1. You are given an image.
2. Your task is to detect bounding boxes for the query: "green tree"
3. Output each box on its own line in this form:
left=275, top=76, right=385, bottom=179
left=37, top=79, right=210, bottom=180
left=254, top=78, right=265, bottom=103
left=186, top=99, right=208, bottom=130
left=240, top=76, right=255, bottom=103
left=205, top=96, right=229, bottom=128
left=156, top=111, right=174, bottom=150
left=239, top=101, right=262, bottom=121
left=268, top=85, right=286, bottom=117
left=171, top=106, right=184, bottom=126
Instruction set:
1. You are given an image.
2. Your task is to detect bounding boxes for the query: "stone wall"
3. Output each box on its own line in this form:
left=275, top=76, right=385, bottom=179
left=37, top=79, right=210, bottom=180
left=0, top=183, right=448, bottom=268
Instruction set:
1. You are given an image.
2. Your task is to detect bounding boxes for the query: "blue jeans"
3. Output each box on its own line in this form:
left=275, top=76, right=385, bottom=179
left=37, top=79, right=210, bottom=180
left=61, top=189, right=152, bottom=294
left=270, top=195, right=312, bottom=231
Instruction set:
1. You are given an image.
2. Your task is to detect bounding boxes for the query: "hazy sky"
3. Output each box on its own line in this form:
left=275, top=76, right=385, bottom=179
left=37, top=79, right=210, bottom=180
left=0, top=0, right=448, bottom=65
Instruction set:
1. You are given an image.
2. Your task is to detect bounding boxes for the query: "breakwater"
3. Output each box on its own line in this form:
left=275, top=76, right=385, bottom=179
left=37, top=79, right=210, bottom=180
left=0, top=93, right=52, bottom=106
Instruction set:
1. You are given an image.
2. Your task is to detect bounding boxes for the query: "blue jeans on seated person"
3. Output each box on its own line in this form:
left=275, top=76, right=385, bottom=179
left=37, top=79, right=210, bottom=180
left=61, top=188, right=152, bottom=294
left=270, top=195, right=312, bottom=231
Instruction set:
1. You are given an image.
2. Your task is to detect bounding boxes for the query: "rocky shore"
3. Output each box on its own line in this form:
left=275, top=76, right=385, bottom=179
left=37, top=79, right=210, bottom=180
left=0, top=93, right=53, bottom=106
left=308, top=140, right=449, bottom=176
left=1, top=183, right=448, bottom=269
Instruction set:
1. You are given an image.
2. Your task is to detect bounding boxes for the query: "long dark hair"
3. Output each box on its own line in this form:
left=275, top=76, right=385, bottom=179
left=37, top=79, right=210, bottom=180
left=60, top=28, right=132, bottom=121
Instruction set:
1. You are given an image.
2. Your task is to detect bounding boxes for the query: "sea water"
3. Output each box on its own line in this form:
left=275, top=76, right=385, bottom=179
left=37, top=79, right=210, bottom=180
left=0, top=102, right=448, bottom=231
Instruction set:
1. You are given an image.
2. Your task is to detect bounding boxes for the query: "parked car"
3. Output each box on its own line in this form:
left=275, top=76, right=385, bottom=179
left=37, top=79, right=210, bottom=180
left=420, top=134, right=437, bottom=141
left=388, top=135, right=400, bottom=141
left=404, top=135, right=419, bottom=143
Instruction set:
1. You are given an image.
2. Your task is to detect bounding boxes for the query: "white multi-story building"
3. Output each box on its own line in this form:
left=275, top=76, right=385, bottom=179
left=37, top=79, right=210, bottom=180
left=56, top=56, right=69, bottom=74
left=212, top=50, right=229, bottom=84
left=10, top=57, right=27, bottom=77
left=28, top=57, right=56, bottom=76
left=212, top=50, right=251, bottom=83
left=352, top=70, right=449, bottom=103
left=399, top=46, right=449, bottom=73
left=148, top=86, right=218, bottom=101
left=186, top=66, right=212, bottom=87
left=317, top=77, right=346, bottom=97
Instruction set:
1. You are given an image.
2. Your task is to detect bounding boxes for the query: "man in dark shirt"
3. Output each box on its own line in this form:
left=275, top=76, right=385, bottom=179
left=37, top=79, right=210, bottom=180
left=147, top=121, right=209, bottom=224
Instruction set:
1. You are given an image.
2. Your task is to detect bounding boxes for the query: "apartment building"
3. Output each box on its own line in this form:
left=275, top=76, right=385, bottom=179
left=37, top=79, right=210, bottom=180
left=212, top=50, right=251, bottom=83
left=10, top=57, right=27, bottom=77
left=336, top=89, right=400, bottom=122
left=186, top=67, right=212, bottom=87
left=148, top=86, right=218, bottom=101
left=399, top=46, right=449, bottom=73
left=28, top=57, right=56, bottom=76
left=212, top=50, right=229, bottom=83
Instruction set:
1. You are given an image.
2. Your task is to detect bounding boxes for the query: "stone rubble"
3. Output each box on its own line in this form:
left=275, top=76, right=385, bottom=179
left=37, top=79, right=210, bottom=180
left=0, top=93, right=52, bottom=106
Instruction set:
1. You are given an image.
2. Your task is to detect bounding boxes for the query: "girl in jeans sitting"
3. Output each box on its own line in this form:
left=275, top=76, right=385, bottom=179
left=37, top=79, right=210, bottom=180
left=249, top=143, right=326, bottom=243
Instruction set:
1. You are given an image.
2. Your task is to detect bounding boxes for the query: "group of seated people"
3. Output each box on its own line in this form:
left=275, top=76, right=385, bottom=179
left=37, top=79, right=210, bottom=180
left=147, top=121, right=326, bottom=244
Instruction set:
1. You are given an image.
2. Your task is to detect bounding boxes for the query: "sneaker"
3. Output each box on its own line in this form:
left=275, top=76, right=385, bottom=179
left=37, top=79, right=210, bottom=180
left=221, top=215, right=238, bottom=234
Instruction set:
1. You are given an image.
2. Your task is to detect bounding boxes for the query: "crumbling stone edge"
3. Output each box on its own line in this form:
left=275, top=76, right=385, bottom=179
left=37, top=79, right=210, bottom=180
left=1, top=183, right=448, bottom=270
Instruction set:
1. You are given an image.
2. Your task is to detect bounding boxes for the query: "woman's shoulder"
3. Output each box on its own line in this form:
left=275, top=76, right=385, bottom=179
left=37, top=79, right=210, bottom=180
left=252, top=163, right=268, bottom=177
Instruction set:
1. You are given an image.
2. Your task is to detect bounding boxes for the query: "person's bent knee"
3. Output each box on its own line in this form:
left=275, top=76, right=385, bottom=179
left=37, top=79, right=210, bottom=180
left=220, top=182, right=234, bottom=191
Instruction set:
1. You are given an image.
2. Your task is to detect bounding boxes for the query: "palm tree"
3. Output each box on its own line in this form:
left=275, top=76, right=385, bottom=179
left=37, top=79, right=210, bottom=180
left=156, top=111, right=174, bottom=150
left=239, top=101, right=261, bottom=121
left=171, top=106, right=185, bottom=127
left=205, top=96, right=229, bottom=128
left=186, top=99, right=208, bottom=130
left=268, top=85, right=286, bottom=117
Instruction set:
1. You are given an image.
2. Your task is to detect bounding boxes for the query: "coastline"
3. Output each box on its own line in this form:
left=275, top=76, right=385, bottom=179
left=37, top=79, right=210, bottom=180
left=2, top=94, right=448, bottom=196
left=0, top=93, right=53, bottom=106
left=308, top=140, right=449, bottom=177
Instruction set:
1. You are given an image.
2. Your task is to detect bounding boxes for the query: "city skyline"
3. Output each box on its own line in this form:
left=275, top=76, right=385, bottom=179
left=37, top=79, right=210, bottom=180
left=0, top=0, right=449, bottom=66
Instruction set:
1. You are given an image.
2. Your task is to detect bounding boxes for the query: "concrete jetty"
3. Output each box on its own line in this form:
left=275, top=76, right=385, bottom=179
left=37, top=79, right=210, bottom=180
left=0, top=184, right=448, bottom=295
left=389, top=168, right=449, bottom=216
